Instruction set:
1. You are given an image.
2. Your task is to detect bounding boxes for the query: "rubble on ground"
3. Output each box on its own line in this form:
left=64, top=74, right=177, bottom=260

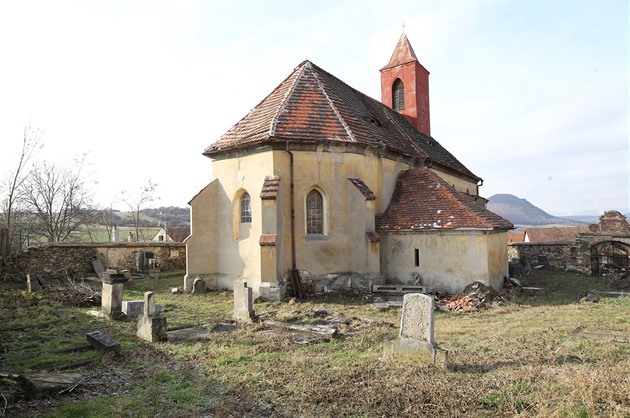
left=435, top=281, right=506, bottom=313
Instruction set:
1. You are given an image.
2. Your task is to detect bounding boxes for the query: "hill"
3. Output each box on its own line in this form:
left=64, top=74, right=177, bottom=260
left=487, top=194, right=586, bottom=226
left=107, top=206, right=190, bottom=227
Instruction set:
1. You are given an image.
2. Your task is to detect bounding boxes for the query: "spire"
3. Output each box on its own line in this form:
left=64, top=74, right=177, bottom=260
left=381, top=33, right=419, bottom=71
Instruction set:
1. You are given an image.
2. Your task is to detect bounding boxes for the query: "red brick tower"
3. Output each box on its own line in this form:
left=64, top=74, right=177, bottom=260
left=380, top=34, right=430, bottom=136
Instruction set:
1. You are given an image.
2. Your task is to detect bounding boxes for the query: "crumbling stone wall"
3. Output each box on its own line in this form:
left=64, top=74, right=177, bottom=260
left=1, top=245, right=98, bottom=282
left=508, top=243, right=575, bottom=270
left=0, top=243, right=186, bottom=283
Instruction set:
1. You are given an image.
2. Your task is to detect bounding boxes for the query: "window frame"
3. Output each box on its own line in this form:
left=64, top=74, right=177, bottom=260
left=240, top=192, right=252, bottom=223
left=392, top=78, right=405, bottom=110
left=305, top=187, right=328, bottom=237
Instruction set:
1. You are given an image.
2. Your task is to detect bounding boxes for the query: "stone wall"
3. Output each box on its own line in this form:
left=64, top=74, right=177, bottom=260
left=0, top=242, right=186, bottom=282
left=508, top=242, right=576, bottom=269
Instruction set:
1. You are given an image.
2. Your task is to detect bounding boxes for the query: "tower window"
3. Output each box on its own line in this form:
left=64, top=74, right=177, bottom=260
left=393, top=78, right=405, bottom=110
left=240, top=192, right=252, bottom=223
left=306, top=189, right=323, bottom=234
left=414, top=249, right=420, bottom=267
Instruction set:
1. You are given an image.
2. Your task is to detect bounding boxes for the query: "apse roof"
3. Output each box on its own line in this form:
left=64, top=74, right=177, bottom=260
left=203, top=60, right=479, bottom=182
left=376, top=168, right=513, bottom=231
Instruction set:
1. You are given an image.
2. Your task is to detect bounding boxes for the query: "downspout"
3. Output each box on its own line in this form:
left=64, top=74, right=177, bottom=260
left=286, top=140, right=297, bottom=273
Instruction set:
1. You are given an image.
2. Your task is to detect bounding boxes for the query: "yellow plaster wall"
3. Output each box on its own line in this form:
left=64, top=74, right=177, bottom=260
left=186, top=180, right=220, bottom=276
left=380, top=231, right=497, bottom=293
left=188, top=146, right=494, bottom=294
left=430, top=169, right=479, bottom=196
left=271, top=148, right=387, bottom=277
left=486, top=231, right=509, bottom=288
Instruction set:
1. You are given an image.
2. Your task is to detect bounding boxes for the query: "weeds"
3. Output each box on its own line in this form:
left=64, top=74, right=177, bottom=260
left=1, top=268, right=628, bottom=417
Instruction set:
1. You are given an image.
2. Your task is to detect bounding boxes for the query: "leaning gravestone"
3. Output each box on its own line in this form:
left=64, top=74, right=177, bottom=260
left=137, top=292, right=168, bottom=342
left=383, top=293, right=447, bottom=367
left=233, top=280, right=255, bottom=322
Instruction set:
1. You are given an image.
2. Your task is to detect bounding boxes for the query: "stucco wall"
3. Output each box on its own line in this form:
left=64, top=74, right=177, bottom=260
left=380, top=230, right=506, bottom=293
left=186, top=146, right=482, bottom=295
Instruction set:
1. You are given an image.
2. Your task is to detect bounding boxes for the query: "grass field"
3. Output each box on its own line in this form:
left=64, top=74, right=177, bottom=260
left=1, top=269, right=628, bottom=417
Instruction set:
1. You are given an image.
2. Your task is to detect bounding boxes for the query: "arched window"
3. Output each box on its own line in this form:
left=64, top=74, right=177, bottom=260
left=392, top=78, right=405, bottom=110
left=240, top=192, right=251, bottom=223
left=306, top=189, right=323, bottom=234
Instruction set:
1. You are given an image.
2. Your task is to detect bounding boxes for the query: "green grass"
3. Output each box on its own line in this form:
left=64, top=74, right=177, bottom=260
left=1, top=268, right=629, bottom=417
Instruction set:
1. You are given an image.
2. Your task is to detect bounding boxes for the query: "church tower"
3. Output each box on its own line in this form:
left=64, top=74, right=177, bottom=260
left=380, top=33, right=431, bottom=136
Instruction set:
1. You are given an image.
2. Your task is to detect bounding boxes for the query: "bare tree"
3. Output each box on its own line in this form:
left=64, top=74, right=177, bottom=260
left=0, top=125, right=43, bottom=254
left=121, top=179, right=159, bottom=242
left=19, top=155, right=95, bottom=243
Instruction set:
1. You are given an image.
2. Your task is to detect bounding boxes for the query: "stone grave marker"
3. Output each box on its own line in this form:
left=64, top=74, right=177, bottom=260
left=100, top=272, right=128, bottom=320
left=122, top=300, right=144, bottom=319
left=192, top=277, right=206, bottom=294
left=137, top=291, right=168, bottom=342
left=383, top=293, right=447, bottom=367
left=233, top=280, right=255, bottom=322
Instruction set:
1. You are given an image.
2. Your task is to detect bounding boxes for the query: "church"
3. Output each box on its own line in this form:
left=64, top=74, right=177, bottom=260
left=184, top=34, right=513, bottom=298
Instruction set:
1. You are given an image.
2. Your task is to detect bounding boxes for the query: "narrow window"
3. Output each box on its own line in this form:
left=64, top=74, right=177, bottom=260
left=306, top=189, right=323, bottom=234
left=414, top=249, right=420, bottom=267
left=240, top=192, right=252, bottom=223
left=393, top=78, right=405, bottom=110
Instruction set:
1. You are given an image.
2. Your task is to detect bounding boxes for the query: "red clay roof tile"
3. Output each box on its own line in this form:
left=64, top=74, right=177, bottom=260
left=524, top=226, right=589, bottom=243
left=376, top=169, right=513, bottom=231
left=260, top=175, right=281, bottom=199
left=203, top=61, right=479, bottom=182
left=259, top=234, right=277, bottom=246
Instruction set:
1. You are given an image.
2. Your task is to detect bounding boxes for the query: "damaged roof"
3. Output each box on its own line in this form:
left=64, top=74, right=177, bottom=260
left=203, top=60, right=479, bottom=182
left=376, top=168, right=513, bottom=231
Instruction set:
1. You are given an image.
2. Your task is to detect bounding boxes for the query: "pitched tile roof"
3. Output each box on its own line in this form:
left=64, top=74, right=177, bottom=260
left=166, top=227, right=191, bottom=243
left=524, top=226, right=590, bottom=243
left=507, top=231, right=525, bottom=243
left=376, top=168, right=513, bottom=231
left=348, top=178, right=376, bottom=200
left=203, top=60, right=479, bottom=182
left=260, top=175, right=281, bottom=199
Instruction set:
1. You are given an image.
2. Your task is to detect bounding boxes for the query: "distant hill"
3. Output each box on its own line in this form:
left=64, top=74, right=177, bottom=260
left=487, top=194, right=586, bottom=226
left=107, top=206, right=190, bottom=227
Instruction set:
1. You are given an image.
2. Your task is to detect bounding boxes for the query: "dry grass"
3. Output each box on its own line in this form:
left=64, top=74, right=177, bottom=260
left=1, top=269, right=628, bottom=417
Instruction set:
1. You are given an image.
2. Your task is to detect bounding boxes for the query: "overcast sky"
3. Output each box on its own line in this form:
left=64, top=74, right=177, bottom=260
left=0, top=0, right=627, bottom=216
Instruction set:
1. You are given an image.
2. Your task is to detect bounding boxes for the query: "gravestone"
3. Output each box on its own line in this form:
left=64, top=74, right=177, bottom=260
left=91, top=258, right=105, bottom=278
left=233, top=280, right=255, bottom=322
left=122, top=300, right=144, bottom=319
left=137, top=292, right=168, bottom=342
left=383, top=293, right=447, bottom=367
left=192, top=277, right=206, bottom=294
left=100, top=272, right=128, bottom=320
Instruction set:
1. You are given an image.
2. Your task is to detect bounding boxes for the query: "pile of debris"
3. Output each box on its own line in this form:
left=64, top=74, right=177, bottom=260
left=435, top=281, right=506, bottom=313
left=46, top=280, right=101, bottom=308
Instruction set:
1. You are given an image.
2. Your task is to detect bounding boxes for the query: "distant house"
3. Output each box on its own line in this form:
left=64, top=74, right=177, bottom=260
left=507, top=231, right=524, bottom=243
left=523, top=226, right=590, bottom=243
left=151, top=227, right=190, bottom=243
